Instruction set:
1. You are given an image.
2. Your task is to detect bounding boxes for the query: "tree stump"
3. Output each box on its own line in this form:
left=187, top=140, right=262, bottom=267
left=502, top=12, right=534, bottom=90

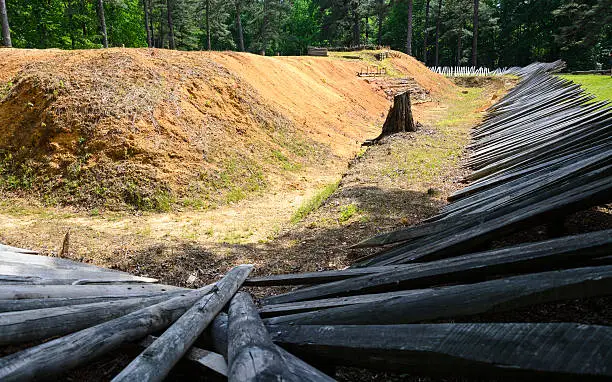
left=365, top=91, right=416, bottom=145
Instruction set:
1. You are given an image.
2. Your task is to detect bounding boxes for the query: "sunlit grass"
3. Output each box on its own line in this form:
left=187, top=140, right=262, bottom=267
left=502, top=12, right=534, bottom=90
left=558, top=74, right=612, bottom=102
left=291, top=181, right=339, bottom=223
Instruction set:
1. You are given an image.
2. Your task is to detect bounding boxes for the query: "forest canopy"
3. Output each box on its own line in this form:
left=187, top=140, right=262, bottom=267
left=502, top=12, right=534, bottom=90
left=1, top=0, right=611, bottom=70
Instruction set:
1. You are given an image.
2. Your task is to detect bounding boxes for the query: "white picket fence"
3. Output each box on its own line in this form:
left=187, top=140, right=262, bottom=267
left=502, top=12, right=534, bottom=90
left=429, top=66, right=510, bottom=77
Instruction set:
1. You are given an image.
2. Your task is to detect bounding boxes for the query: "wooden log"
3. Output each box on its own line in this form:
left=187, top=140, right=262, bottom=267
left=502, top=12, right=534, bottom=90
left=226, top=292, right=298, bottom=382
left=210, top=312, right=335, bottom=382
left=0, top=283, right=217, bottom=381
left=260, top=289, right=430, bottom=318
left=245, top=264, right=414, bottom=286
left=0, top=261, right=158, bottom=284
left=0, top=251, right=123, bottom=273
left=264, top=230, right=612, bottom=304
left=264, top=266, right=612, bottom=325
left=0, top=293, right=173, bottom=313
left=268, top=323, right=612, bottom=378
left=112, top=265, right=253, bottom=382
left=138, top=335, right=228, bottom=376
left=0, top=283, right=185, bottom=300
left=0, top=292, right=183, bottom=345
left=0, top=244, right=37, bottom=254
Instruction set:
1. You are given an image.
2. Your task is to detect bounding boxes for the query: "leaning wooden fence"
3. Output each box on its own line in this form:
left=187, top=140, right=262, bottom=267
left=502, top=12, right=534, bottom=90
left=0, top=60, right=610, bottom=380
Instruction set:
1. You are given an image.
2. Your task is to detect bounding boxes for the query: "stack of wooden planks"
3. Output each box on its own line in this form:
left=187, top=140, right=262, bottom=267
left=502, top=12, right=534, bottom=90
left=1, top=60, right=610, bottom=381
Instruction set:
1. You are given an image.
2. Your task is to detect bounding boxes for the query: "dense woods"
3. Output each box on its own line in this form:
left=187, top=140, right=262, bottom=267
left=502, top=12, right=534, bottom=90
left=0, top=0, right=611, bottom=69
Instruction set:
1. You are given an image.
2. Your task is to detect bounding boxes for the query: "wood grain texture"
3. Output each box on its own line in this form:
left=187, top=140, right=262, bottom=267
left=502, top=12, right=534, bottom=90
left=112, top=265, right=252, bottom=382
left=0, top=283, right=216, bottom=381
left=227, top=292, right=298, bottom=382
left=268, top=323, right=612, bottom=378
left=265, top=266, right=612, bottom=325
left=0, top=283, right=185, bottom=300
left=0, top=292, right=183, bottom=345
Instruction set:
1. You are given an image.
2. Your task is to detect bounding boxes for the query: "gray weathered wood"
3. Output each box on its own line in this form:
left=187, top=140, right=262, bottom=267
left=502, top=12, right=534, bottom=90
left=112, top=265, right=253, bottom=382
left=227, top=292, right=298, bottom=382
left=0, top=261, right=157, bottom=284
left=0, top=251, right=122, bottom=272
left=0, top=292, right=183, bottom=345
left=260, top=289, right=430, bottom=318
left=210, top=312, right=335, bottom=382
left=139, top=335, right=228, bottom=376
left=264, top=230, right=612, bottom=304
left=268, top=323, right=612, bottom=378
left=265, top=266, right=612, bottom=325
left=0, top=293, right=174, bottom=312
left=0, top=283, right=185, bottom=300
left=0, top=283, right=217, bottom=381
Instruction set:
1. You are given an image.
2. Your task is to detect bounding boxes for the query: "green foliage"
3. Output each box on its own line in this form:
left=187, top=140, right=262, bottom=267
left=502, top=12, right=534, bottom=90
left=3, top=0, right=610, bottom=70
left=338, top=203, right=359, bottom=222
left=291, top=180, right=339, bottom=223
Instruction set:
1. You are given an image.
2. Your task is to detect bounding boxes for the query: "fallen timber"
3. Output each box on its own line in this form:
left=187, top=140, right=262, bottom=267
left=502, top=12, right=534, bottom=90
left=0, top=60, right=611, bottom=380
left=264, top=266, right=612, bottom=325
left=268, top=323, right=612, bottom=378
left=261, top=230, right=612, bottom=304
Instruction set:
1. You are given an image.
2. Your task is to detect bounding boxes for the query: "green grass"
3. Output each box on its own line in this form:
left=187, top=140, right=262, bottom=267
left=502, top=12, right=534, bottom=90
left=291, top=181, right=339, bottom=223
left=338, top=203, right=360, bottom=222
left=558, top=74, right=612, bottom=102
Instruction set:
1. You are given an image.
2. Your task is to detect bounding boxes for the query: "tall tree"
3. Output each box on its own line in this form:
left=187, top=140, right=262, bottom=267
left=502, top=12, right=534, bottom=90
left=205, top=0, right=211, bottom=49
left=235, top=0, right=244, bottom=51
left=143, top=0, right=152, bottom=47
left=96, top=0, right=108, bottom=47
left=405, top=0, right=412, bottom=54
left=376, top=0, right=385, bottom=45
left=423, top=0, right=431, bottom=63
left=472, top=0, right=478, bottom=66
left=434, top=0, right=442, bottom=65
left=352, top=0, right=360, bottom=46
left=0, top=0, right=10, bottom=47
left=166, top=0, right=175, bottom=49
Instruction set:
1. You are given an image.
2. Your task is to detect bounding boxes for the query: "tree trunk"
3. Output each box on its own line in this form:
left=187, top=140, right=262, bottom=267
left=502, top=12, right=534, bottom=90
left=143, top=0, right=152, bottom=47
left=405, top=0, right=413, bottom=55
left=434, top=0, right=442, bottom=66
left=148, top=0, right=155, bottom=47
left=365, top=13, right=369, bottom=42
left=423, top=0, right=431, bottom=64
left=472, top=0, right=479, bottom=66
left=352, top=0, right=360, bottom=47
left=205, top=0, right=211, bottom=50
left=166, top=0, right=175, bottom=49
left=370, top=92, right=416, bottom=143
left=96, top=0, right=108, bottom=48
left=377, top=0, right=383, bottom=46
left=159, top=8, right=165, bottom=48
left=0, top=0, right=12, bottom=47
left=235, top=1, right=244, bottom=52
left=456, top=31, right=462, bottom=65
left=259, top=0, right=268, bottom=55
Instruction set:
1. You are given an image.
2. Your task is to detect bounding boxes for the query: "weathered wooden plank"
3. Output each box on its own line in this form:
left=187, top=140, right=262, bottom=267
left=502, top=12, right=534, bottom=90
left=0, top=292, right=184, bottom=345
left=226, top=292, right=298, bottom=382
left=265, top=266, right=612, bottom=325
left=0, top=283, right=217, bottom=381
left=0, top=261, right=157, bottom=284
left=210, top=312, right=335, bottom=382
left=260, top=289, right=430, bottom=318
left=112, top=265, right=252, bottom=382
left=0, top=251, right=122, bottom=273
left=0, top=293, right=172, bottom=312
left=264, top=230, right=612, bottom=304
left=0, top=244, right=37, bottom=254
left=268, top=323, right=612, bottom=378
left=245, top=264, right=414, bottom=286
left=138, top=335, right=228, bottom=376
left=0, top=283, right=185, bottom=300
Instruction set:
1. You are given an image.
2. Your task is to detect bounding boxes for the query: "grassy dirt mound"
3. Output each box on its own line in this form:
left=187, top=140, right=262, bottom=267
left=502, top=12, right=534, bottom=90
left=0, top=48, right=452, bottom=210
